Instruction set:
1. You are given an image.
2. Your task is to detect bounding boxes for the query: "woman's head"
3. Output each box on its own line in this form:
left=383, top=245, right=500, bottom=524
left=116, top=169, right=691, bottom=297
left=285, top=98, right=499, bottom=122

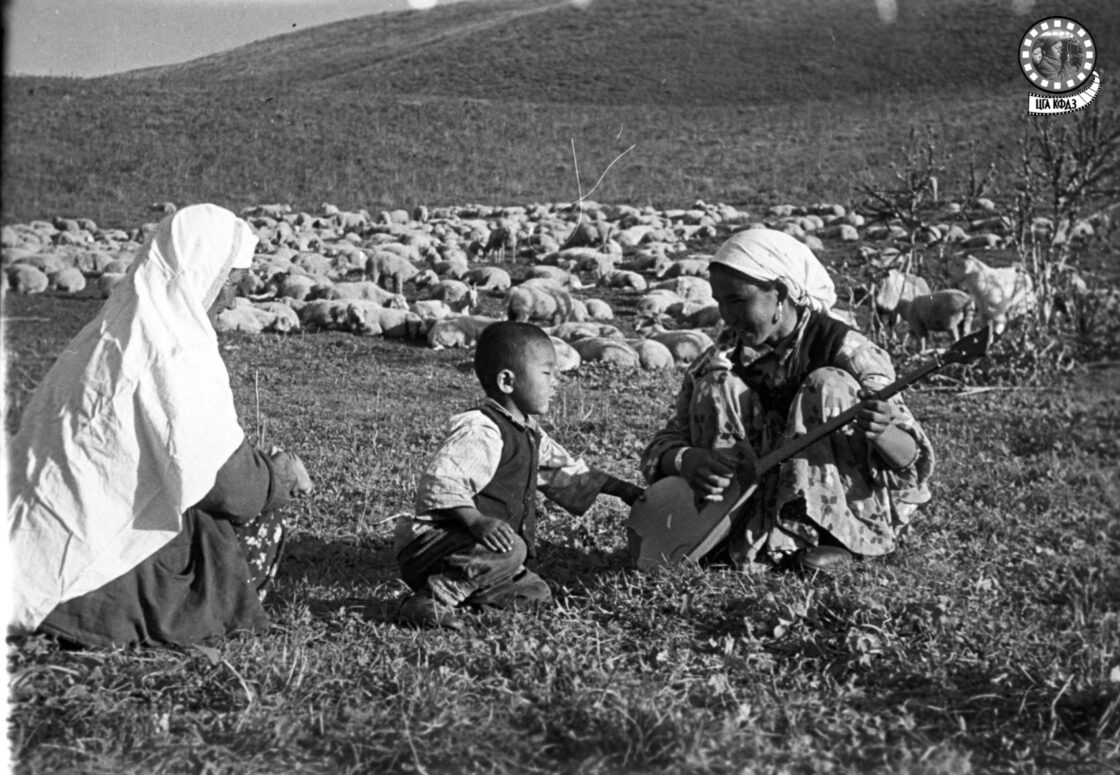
left=708, top=228, right=836, bottom=344
left=140, top=204, right=257, bottom=316
left=708, top=264, right=789, bottom=346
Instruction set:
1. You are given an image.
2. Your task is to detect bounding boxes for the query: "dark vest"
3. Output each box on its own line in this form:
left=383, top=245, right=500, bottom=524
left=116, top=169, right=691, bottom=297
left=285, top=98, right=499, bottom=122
left=732, top=310, right=852, bottom=419
left=474, top=403, right=542, bottom=556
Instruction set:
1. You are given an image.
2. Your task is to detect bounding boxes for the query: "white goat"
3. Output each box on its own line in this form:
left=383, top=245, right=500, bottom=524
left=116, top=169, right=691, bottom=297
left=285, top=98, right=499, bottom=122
left=950, top=255, right=1036, bottom=335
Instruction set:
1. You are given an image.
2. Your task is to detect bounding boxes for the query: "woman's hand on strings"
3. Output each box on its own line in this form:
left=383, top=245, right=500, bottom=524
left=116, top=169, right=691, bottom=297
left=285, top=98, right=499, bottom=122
left=855, top=389, right=895, bottom=440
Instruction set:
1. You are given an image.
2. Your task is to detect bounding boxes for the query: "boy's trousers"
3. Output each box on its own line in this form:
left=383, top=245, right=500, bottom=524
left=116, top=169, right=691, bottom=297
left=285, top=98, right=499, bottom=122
left=397, top=525, right=552, bottom=608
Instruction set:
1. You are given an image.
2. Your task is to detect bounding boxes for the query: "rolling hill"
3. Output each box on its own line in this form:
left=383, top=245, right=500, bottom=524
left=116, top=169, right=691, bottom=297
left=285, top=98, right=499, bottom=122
left=3, top=0, right=1118, bottom=226
left=125, top=0, right=1114, bottom=105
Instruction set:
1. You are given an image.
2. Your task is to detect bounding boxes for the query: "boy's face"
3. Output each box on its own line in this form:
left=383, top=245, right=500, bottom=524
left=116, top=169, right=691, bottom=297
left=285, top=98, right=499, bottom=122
left=509, top=340, right=558, bottom=417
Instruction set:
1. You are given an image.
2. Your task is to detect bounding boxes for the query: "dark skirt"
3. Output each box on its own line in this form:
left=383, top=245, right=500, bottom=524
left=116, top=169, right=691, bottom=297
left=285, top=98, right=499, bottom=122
left=39, top=507, right=284, bottom=649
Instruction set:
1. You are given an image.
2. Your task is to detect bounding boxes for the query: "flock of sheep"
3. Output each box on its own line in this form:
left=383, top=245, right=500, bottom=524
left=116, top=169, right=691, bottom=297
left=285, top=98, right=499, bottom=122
left=1, top=197, right=1072, bottom=371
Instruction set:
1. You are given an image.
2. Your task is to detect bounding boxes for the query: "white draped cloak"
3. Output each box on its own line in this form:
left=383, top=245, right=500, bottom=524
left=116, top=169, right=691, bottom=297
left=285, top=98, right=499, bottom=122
left=7, top=203, right=257, bottom=632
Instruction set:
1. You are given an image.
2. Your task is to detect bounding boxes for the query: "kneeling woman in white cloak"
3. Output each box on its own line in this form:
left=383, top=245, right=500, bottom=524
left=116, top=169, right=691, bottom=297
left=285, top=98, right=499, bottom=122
left=7, top=204, right=311, bottom=648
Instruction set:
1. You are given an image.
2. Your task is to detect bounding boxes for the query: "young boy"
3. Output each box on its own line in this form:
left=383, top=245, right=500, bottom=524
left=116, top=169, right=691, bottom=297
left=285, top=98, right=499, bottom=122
left=394, top=321, right=643, bottom=628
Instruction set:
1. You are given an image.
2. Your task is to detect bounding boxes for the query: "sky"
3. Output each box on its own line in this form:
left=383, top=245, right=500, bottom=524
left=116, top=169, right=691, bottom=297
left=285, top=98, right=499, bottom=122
left=1, top=0, right=473, bottom=77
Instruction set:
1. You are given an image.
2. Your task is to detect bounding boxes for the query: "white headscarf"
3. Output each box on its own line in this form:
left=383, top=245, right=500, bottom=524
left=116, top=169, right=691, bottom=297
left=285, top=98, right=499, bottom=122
left=7, top=203, right=258, bottom=632
left=710, top=228, right=837, bottom=313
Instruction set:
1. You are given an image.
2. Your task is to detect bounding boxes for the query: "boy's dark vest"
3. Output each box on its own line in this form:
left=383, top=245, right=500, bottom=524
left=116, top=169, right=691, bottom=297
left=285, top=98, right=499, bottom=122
left=474, top=404, right=542, bottom=556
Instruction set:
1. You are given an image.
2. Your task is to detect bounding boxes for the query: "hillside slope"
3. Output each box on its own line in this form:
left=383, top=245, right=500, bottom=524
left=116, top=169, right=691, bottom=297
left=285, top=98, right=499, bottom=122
left=4, top=0, right=1119, bottom=225
left=121, top=0, right=1120, bottom=105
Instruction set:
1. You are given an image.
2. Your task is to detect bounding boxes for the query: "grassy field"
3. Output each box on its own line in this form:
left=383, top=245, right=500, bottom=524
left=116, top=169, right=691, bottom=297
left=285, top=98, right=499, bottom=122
left=5, top=285, right=1120, bottom=773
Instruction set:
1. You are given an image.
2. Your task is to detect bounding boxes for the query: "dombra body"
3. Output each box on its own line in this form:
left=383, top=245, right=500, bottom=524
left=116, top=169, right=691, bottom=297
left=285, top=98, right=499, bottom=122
left=627, top=476, right=746, bottom=571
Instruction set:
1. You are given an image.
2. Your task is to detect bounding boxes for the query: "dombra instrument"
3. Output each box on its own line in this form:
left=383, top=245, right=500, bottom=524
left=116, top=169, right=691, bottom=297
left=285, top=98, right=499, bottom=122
left=627, top=327, right=992, bottom=571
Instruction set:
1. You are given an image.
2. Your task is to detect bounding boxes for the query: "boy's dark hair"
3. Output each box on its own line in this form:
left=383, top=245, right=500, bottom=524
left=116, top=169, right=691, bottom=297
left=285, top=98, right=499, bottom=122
left=474, top=321, right=552, bottom=393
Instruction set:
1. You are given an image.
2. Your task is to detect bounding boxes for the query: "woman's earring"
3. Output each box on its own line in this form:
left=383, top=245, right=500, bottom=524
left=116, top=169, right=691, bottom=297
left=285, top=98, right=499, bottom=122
left=773, top=301, right=782, bottom=324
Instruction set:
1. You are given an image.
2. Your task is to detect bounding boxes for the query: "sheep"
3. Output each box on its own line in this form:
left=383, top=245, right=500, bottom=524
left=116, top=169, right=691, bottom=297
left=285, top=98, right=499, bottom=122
left=541, top=247, right=618, bottom=278
left=632, top=339, right=675, bottom=370
left=426, top=314, right=502, bottom=349
left=574, top=250, right=621, bottom=279
left=293, top=252, right=333, bottom=276
left=462, top=266, right=512, bottom=295
left=637, top=289, right=686, bottom=317
left=598, top=269, right=648, bottom=293
left=507, top=283, right=576, bottom=326
left=549, top=336, right=581, bottom=372
left=949, top=254, right=1036, bottom=335
left=676, top=301, right=721, bottom=328
left=18, top=253, right=71, bottom=275
left=365, top=251, right=420, bottom=294
left=561, top=218, right=613, bottom=249
left=265, top=273, right=317, bottom=302
left=873, top=269, right=932, bottom=333
left=413, top=268, right=440, bottom=290
left=523, top=265, right=582, bottom=289
left=642, top=327, right=715, bottom=365
left=48, top=267, right=87, bottom=294
left=252, top=301, right=301, bottom=333
left=569, top=337, right=640, bottom=369
left=615, top=224, right=656, bottom=248
left=818, top=223, right=860, bottom=242
left=656, top=257, right=710, bottom=279
left=650, top=275, right=712, bottom=303
left=549, top=322, right=625, bottom=342
left=5, top=264, right=49, bottom=294
left=214, top=299, right=293, bottom=334
left=410, top=299, right=456, bottom=322
left=327, top=243, right=367, bottom=271
left=898, top=290, right=975, bottom=350
left=569, top=297, right=589, bottom=323
left=428, top=280, right=479, bottom=313
left=347, top=304, right=424, bottom=339
left=429, top=254, right=468, bottom=279
left=620, top=250, right=675, bottom=276
left=215, top=305, right=269, bottom=334
left=311, top=281, right=407, bottom=309
left=584, top=298, right=614, bottom=321
left=479, top=223, right=519, bottom=262
left=70, top=250, right=119, bottom=274
left=298, top=299, right=355, bottom=331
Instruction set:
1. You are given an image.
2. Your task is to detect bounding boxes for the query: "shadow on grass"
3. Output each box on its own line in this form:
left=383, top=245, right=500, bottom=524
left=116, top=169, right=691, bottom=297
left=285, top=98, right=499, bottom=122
left=271, top=534, right=404, bottom=623
left=270, top=534, right=631, bottom=623
left=535, top=539, right=632, bottom=592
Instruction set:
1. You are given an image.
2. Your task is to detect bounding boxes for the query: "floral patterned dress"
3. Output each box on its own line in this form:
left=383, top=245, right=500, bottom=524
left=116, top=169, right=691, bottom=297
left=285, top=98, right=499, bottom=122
left=640, top=309, right=934, bottom=567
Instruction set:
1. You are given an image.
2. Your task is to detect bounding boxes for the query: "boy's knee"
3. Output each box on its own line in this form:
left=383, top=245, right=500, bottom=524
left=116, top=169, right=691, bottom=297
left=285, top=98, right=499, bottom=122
left=482, top=534, right=528, bottom=574
left=503, top=534, right=529, bottom=565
